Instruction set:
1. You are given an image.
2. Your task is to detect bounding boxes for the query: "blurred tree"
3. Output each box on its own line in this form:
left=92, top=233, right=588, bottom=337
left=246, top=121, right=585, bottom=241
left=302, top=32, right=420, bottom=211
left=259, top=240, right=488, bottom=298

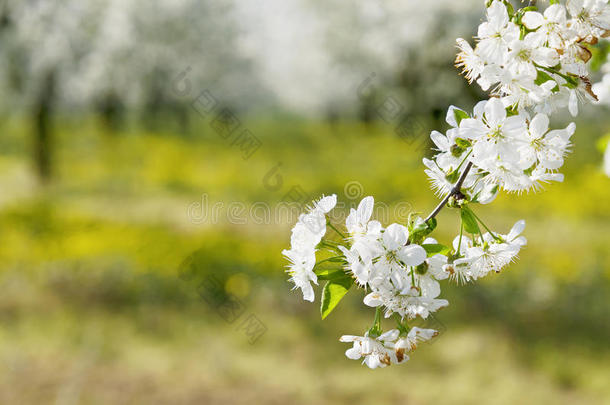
left=65, top=0, right=271, bottom=132
left=0, top=0, right=270, bottom=182
left=33, top=70, right=56, bottom=182
left=96, top=90, right=125, bottom=133
left=303, top=0, right=482, bottom=124
left=0, top=0, right=521, bottom=166
left=0, top=0, right=94, bottom=183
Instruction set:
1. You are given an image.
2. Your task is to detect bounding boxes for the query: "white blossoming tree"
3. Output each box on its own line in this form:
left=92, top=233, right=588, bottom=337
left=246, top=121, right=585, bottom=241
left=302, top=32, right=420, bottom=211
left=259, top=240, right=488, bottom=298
left=282, top=0, right=610, bottom=369
left=0, top=0, right=265, bottom=181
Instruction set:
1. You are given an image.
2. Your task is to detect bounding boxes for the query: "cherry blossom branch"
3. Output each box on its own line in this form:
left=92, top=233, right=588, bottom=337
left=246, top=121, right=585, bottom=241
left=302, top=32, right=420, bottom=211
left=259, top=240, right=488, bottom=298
left=424, top=162, right=473, bottom=223
left=282, top=0, right=607, bottom=370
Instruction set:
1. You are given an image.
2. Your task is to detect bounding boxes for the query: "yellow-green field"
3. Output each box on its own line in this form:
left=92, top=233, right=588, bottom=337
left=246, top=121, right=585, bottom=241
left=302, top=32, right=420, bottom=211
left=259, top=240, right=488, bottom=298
left=0, top=117, right=609, bottom=404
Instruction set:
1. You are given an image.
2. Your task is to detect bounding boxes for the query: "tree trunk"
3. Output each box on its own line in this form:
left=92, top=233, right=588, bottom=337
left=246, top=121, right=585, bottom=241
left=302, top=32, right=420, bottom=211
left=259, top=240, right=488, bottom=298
left=33, top=70, right=56, bottom=183
left=97, top=91, right=124, bottom=134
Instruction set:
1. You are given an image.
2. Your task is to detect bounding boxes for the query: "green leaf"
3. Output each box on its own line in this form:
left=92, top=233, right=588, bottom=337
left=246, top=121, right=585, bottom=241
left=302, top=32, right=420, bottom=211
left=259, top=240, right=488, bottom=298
left=422, top=243, right=450, bottom=256
left=320, top=275, right=352, bottom=320
left=460, top=206, right=480, bottom=235
left=408, top=216, right=437, bottom=244
left=520, top=6, right=538, bottom=13
left=315, top=256, right=347, bottom=267
left=535, top=70, right=554, bottom=86
left=563, top=75, right=580, bottom=89
left=453, top=109, right=469, bottom=126
left=314, top=268, right=348, bottom=280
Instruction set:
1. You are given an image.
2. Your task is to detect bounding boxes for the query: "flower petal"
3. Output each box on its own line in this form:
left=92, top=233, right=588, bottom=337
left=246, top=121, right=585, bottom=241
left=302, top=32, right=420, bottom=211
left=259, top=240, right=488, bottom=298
left=484, top=97, right=507, bottom=128
left=357, top=196, right=375, bottom=224
left=529, top=113, right=549, bottom=139
left=522, top=11, right=544, bottom=29
left=383, top=223, right=409, bottom=250
left=398, top=244, right=427, bottom=266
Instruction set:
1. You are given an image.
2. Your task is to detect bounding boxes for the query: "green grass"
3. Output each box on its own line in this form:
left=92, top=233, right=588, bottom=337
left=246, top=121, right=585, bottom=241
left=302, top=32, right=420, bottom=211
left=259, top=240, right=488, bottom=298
left=0, top=117, right=609, bottom=404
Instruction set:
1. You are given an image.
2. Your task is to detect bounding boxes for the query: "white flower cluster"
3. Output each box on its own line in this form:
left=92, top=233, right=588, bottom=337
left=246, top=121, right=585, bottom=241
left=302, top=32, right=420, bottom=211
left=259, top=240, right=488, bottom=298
left=339, top=197, right=448, bottom=320
left=283, top=195, right=526, bottom=368
left=282, top=194, right=337, bottom=302
left=340, top=327, right=438, bottom=369
left=457, top=0, right=608, bottom=114
left=429, top=0, right=610, bottom=196
left=425, top=98, right=576, bottom=195
left=449, top=219, right=527, bottom=283
left=282, top=0, right=607, bottom=370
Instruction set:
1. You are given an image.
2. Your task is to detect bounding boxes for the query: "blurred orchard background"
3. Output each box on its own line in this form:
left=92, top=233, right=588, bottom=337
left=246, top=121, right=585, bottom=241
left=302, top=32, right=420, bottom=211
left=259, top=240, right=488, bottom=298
left=0, top=0, right=609, bottom=404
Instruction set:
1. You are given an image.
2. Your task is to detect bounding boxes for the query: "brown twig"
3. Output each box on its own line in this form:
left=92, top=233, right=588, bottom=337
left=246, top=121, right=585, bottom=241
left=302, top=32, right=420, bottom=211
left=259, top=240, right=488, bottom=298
left=424, top=162, right=473, bottom=223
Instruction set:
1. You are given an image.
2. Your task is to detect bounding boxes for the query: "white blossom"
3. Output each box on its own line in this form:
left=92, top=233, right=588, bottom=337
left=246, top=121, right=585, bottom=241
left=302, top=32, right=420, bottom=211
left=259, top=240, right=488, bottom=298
left=457, top=0, right=604, bottom=114
left=392, top=327, right=439, bottom=359
left=523, top=4, right=569, bottom=49
left=450, top=220, right=527, bottom=282
left=566, top=0, right=610, bottom=37
left=476, top=1, right=520, bottom=64
left=283, top=194, right=337, bottom=301
left=340, top=330, right=405, bottom=369
left=364, top=284, right=449, bottom=320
